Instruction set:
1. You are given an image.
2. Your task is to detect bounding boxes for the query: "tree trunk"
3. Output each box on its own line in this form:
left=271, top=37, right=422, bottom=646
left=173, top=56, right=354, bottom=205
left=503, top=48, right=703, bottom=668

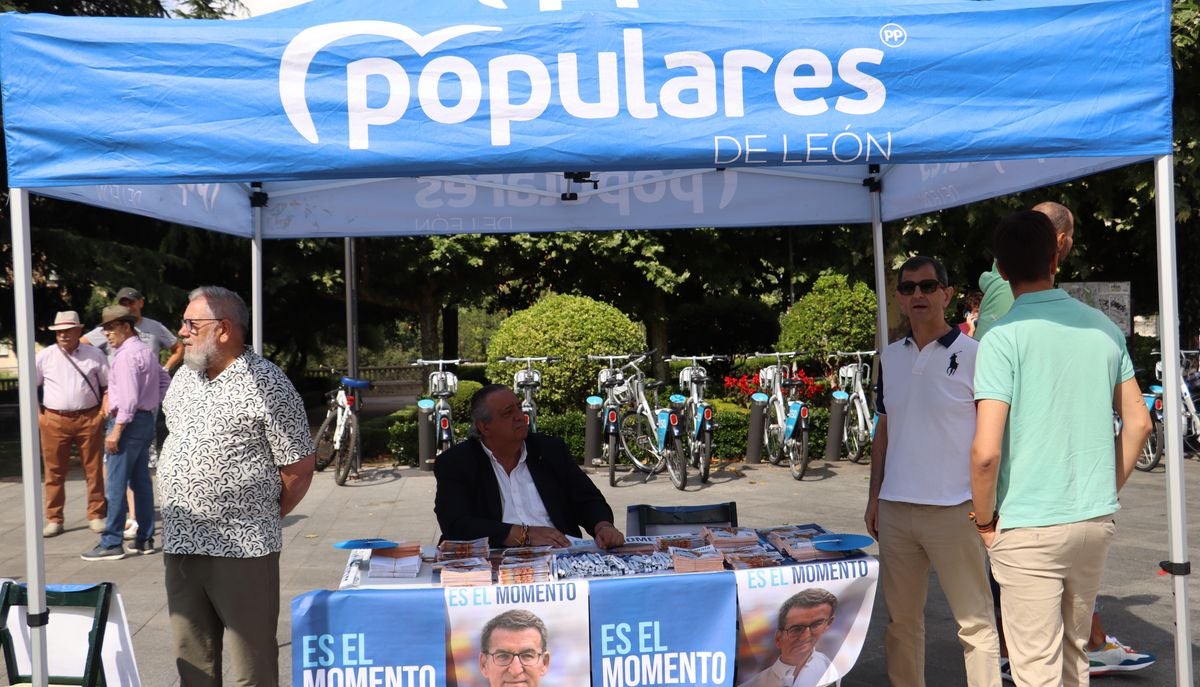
left=442, top=306, right=459, bottom=360
left=647, top=292, right=670, bottom=382
left=419, top=298, right=440, bottom=360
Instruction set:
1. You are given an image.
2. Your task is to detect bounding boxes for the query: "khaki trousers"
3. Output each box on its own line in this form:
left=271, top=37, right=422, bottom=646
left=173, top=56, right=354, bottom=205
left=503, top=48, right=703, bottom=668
left=989, top=516, right=1114, bottom=687
left=879, top=499, right=1001, bottom=687
left=165, top=552, right=281, bottom=687
left=38, top=407, right=106, bottom=523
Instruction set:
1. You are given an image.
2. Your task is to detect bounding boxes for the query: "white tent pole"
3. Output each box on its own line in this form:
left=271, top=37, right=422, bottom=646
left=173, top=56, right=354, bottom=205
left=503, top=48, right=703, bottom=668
left=251, top=183, right=265, bottom=354
left=869, top=174, right=888, bottom=351
left=10, top=188, right=49, bottom=687
left=1152, top=154, right=1194, bottom=687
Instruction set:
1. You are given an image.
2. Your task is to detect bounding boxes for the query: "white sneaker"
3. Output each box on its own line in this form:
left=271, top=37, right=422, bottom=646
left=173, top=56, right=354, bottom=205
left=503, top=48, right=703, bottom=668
left=1088, top=635, right=1156, bottom=675
left=89, top=518, right=106, bottom=533
left=43, top=522, right=64, bottom=537
left=123, top=519, right=137, bottom=540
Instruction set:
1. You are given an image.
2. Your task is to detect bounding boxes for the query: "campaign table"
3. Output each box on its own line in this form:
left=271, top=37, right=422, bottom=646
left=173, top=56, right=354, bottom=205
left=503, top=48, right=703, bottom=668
left=292, top=545, right=878, bottom=687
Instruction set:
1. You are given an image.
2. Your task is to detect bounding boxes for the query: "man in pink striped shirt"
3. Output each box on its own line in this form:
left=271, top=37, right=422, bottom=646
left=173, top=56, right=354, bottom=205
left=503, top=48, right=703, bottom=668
left=81, top=304, right=170, bottom=562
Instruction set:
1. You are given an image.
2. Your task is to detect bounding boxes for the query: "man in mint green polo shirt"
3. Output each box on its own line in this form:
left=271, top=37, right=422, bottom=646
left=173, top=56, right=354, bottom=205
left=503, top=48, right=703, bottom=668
left=970, top=209, right=1150, bottom=686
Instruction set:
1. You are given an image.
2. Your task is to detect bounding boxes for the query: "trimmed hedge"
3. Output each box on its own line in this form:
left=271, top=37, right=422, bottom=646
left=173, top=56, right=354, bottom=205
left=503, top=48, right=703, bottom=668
left=535, top=410, right=588, bottom=462
left=486, top=294, right=644, bottom=414
left=778, top=273, right=877, bottom=369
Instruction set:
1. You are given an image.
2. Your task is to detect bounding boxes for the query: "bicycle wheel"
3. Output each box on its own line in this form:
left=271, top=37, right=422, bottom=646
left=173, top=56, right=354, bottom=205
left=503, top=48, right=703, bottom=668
left=621, top=412, right=663, bottom=473
left=697, top=431, right=713, bottom=483
left=1136, top=419, right=1163, bottom=472
left=764, top=402, right=785, bottom=465
left=665, top=432, right=688, bottom=490
left=846, top=400, right=868, bottom=463
left=789, top=427, right=810, bottom=480
left=313, top=410, right=337, bottom=472
left=607, top=432, right=619, bottom=487
left=334, top=414, right=359, bottom=486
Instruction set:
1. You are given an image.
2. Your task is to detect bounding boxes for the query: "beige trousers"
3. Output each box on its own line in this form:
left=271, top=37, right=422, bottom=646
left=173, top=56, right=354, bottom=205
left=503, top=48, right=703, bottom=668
left=878, top=499, right=1002, bottom=687
left=988, top=515, right=1114, bottom=687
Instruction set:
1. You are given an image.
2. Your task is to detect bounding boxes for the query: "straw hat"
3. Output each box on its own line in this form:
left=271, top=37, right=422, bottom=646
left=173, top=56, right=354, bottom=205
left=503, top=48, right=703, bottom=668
left=47, top=311, right=84, bottom=331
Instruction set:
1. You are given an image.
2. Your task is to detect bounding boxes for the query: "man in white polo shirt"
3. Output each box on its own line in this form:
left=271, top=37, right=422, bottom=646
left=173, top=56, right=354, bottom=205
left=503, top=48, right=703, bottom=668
left=864, top=256, right=1001, bottom=687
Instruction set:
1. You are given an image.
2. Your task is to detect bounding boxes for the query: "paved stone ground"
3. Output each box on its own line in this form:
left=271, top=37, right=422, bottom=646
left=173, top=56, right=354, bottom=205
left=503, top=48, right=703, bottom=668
left=3, top=413, right=1198, bottom=685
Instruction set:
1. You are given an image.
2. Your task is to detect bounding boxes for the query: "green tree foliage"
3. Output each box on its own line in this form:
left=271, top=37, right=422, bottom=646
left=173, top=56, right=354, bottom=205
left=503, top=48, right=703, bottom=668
left=668, top=295, right=780, bottom=356
left=778, top=274, right=877, bottom=369
left=486, top=294, right=644, bottom=413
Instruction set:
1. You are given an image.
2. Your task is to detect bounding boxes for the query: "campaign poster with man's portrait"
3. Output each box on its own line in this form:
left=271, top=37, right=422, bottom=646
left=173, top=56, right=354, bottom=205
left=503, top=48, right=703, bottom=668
left=445, top=580, right=590, bottom=687
left=734, top=558, right=879, bottom=687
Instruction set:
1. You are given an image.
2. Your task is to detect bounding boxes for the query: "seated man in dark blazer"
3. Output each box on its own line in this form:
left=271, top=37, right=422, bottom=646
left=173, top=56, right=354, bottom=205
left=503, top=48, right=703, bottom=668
left=435, top=384, right=625, bottom=549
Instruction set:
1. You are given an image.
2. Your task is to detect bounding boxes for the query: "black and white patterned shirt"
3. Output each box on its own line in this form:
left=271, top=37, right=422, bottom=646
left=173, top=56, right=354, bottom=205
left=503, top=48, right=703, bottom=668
left=159, top=349, right=314, bottom=557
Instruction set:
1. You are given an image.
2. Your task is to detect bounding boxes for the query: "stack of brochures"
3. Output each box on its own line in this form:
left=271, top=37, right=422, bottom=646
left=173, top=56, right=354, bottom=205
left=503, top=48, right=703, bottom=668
left=438, top=557, right=494, bottom=586
left=437, top=537, right=490, bottom=561
left=723, top=546, right=785, bottom=569
left=669, top=545, right=725, bottom=573
left=498, top=554, right=554, bottom=585
left=655, top=533, right=707, bottom=552
left=702, top=526, right=761, bottom=550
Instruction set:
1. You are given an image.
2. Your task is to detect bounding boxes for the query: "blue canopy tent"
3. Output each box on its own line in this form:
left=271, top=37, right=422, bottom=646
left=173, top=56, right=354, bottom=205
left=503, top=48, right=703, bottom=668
left=1, top=0, right=1190, bottom=683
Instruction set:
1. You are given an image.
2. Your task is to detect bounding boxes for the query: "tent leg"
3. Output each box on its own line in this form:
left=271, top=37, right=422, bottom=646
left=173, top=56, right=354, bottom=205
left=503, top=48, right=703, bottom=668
left=870, top=184, right=888, bottom=351
left=10, top=188, right=49, bottom=687
left=1152, top=154, right=1194, bottom=687
left=251, top=187, right=264, bottom=355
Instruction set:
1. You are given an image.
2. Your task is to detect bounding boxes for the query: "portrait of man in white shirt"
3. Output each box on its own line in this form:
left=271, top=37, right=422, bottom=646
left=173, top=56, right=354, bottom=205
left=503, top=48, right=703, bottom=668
left=740, top=588, right=838, bottom=687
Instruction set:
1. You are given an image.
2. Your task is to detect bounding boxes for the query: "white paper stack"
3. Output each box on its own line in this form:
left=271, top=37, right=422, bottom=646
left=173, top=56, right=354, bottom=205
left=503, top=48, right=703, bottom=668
left=367, top=553, right=421, bottom=579
left=498, top=554, right=554, bottom=585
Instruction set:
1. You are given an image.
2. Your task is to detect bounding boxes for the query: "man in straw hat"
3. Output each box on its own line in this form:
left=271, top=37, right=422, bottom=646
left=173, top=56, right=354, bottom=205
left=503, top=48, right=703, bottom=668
left=35, top=310, right=108, bottom=537
left=80, top=304, right=170, bottom=561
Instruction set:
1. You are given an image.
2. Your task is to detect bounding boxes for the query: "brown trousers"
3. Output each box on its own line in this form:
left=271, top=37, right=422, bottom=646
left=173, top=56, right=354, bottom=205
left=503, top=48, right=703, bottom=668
left=38, top=407, right=106, bottom=523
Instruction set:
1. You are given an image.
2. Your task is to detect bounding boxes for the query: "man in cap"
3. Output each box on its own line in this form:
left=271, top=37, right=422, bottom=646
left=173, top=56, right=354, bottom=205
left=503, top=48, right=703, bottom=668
left=82, top=286, right=181, bottom=538
left=82, top=286, right=182, bottom=369
left=80, top=304, right=170, bottom=561
left=35, top=311, right=108, bottom=537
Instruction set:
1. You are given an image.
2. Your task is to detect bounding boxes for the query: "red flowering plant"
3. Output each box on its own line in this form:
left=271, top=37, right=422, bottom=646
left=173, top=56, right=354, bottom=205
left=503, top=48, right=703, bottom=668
left=723, top=372, right=761, bottom=406
left=723, top=368, right=826, bottom=407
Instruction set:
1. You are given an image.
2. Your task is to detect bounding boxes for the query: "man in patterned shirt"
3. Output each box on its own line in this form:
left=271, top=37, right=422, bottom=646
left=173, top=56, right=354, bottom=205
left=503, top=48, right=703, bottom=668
left=159, top=286, right=315, bottom=686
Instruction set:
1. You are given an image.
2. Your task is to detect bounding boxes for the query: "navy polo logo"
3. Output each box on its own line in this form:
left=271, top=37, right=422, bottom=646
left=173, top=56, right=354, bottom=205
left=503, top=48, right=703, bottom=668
left=947, top=352, right=960, bottom=376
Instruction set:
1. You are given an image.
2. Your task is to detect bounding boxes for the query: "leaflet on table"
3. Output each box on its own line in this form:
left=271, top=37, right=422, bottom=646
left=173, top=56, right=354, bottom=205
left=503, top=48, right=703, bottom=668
left=590, top=571, right=737, bottom=687
left=446, top=579, right=591, bottom=687
left=733, top=557, right=879, bottom=687
left=292, top=587, right=447, bottom=687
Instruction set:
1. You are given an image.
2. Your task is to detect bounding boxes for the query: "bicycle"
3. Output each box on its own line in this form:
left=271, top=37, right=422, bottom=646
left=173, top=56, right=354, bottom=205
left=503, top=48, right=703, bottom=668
left=1138, top=350, right=1200, bottom=471
left=832, top=350, right=877, bottom=463
left=668, top=354, right=725, bottom=483
left=498, top=355, right=561, bottom=433
left=586, top=353, right=634, bottom=487
left=313, top=369, right=373, bottom=486
left=753, top=351, right=813, bottom=479
left=413, top=358, right=466, bottom=455
left=608, top=352, right=690, bottom=490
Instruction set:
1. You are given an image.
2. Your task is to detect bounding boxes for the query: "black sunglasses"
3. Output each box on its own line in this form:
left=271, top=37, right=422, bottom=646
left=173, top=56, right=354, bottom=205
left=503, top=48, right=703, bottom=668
left=897, top=279, right=944, bottom=295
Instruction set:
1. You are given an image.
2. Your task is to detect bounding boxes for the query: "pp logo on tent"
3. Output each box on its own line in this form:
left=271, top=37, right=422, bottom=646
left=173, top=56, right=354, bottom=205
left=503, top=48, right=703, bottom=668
left=879, top=23, right=907, bottom=48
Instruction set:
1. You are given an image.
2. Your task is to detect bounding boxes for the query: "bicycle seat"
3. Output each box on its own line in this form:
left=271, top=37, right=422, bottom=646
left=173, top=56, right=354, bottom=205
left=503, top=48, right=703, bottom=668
left=782, top=379, right=804, bottom=388
left=341, top=376, right=372, bottom=390
left=601, top=377, right=624, bottom=389
left=645, top=380, right=664, bottom=390
left=516, top=381, right=542, bottom=390
left=431, top=390, right=455, bottom=399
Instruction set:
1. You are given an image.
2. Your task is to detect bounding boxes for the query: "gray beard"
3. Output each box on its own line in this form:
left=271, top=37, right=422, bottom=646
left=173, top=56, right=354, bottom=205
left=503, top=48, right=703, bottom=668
left=182, top=337, right=217, bottom=372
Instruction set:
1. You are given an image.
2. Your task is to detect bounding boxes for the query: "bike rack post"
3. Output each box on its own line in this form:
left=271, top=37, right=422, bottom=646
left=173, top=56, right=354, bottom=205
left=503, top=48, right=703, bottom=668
left=417, top=398, right=436, bottom=471
left=745, top=392, right=769, bottom=463
left=584, top=395, right=603, bottom=466
left=826, top=390, right=850, bottom=462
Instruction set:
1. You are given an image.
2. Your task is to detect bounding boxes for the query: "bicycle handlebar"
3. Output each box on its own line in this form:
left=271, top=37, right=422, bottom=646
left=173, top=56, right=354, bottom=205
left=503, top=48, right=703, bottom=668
left=753, top=350, right=802, bottom=359
left=667, top=354, right=728, bottom=363
left=412, top=358, right=468, bottom=366
left=499, top=355, right=563, bottom=364
left=832, top=350, right=877, bottom=358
